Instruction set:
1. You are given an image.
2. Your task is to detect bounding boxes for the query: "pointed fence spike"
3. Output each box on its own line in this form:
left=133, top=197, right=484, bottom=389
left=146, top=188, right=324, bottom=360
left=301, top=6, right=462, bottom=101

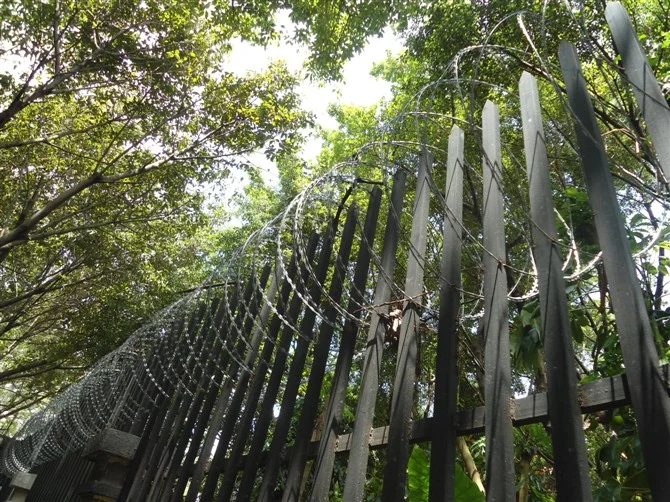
left=606, top=2, right=670, bottom=184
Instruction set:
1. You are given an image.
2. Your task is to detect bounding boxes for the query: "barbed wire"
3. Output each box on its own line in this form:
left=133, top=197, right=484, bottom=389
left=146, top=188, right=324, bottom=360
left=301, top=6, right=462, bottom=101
left=3, top=1, right=669, bottom=477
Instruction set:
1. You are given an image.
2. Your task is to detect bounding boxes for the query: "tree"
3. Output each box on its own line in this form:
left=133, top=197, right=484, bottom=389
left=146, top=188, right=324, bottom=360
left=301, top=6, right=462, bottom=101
left=0, top=0, right=311, bottom=429
left=0, top=0, right=425, bottom=431
left=280, top=0, right=416, bottom=80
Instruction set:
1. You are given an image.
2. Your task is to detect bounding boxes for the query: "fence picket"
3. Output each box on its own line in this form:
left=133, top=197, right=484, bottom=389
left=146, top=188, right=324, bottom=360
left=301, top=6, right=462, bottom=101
left=281, top=204, right=363, bottom=501
left=195, top=233, right=319, bottom=502
left=606, top=2, right=670, bottom=184
left=559, top=41, right=670, bottom=500
left=481, top=100, right=515, bottom=502
left=310, top=186, right=382, bottom=501
left=519, top=71, right=592, bottom=501
left=342, top=169, right=407, bottom=501
left=184, top=264, right=283, bottom=501
left=151, top=292, right=241, bottom=499
left=170, top=265, right=272, bottom=500
left=430, top=125, right=464, bottom=502
left=162, top=265, right=271, bottom=499
left=125, top=303, right=210, bottom=501
left=244, top=229, right=335, bottom=502
left=382, top=152, right=432, bottom=502
left=136, top=301, right=216, bottom=500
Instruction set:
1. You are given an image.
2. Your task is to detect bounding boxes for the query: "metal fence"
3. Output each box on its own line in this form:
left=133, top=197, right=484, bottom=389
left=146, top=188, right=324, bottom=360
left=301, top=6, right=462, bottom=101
left=2, top=2, right=670, bottom=501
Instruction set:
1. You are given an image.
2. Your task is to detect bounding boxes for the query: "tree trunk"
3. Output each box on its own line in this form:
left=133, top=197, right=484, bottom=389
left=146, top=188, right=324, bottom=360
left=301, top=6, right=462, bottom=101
left=456, top=436, right=485, bottom=494
left=298, top=407, right=327, bottom=500
left=518, top=451, right=532, bottom=502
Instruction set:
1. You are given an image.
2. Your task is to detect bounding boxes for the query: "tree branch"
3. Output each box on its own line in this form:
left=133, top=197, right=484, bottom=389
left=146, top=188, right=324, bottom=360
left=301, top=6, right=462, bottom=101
left=0, top=26, right=133, bottom=129
left=0, top=359, right=51, bottom=383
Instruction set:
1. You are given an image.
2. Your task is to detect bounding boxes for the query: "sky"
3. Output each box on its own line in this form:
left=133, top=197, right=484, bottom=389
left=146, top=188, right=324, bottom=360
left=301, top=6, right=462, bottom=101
left=224, top=13, right=403, bottom=184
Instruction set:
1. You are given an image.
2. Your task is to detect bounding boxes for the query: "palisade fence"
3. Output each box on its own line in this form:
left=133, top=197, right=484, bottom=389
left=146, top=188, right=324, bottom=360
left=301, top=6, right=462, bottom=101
left=1, top=3, right=670, bottom=501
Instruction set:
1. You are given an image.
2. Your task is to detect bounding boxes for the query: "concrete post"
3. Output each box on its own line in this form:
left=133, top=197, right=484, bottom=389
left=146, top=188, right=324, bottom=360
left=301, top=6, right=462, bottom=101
left=5, top=472, right=37, bottom=502
left=77, top=429, right=139, bottom=502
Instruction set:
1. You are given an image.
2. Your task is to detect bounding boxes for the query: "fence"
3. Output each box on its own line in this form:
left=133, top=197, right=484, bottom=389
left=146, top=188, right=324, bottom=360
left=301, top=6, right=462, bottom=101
left=1, top=2, right=670, bottom=501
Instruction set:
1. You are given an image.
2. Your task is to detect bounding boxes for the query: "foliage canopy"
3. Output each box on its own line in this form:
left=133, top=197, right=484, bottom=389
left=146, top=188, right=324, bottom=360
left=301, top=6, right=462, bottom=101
left=3, top=0, right=670, bottom=500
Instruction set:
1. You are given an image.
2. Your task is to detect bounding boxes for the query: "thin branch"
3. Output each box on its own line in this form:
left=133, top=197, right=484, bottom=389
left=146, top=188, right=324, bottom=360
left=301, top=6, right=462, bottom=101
left=0, top=116, right=128, bottom=149
left=0, top=26, right=134, bottom=129
left=0, top=359, right=49, bottom=381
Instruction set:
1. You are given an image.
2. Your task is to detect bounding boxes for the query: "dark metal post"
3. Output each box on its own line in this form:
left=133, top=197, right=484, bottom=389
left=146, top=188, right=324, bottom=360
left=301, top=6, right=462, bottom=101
left=310, top=187, right=382, bottom=501
left=481, top=100, right=515, bottom=501
left=118, top=314, right=189, bottom=501
left=606, top=2, right=670, bottom=183
left=148, top=297, right=228, bottom=500
left=430, top=126, right=464, bottom=502
left=184, top=263, right=282, bottom=501
left=127, top=302, right=209, bottom=501
left=382, top=152, right=432, bottom=501
left=169, top=265, right=272, bottom=501
left=559, top=42, right=670, bottom=500
left=122, top=302, right=205, bottom=498
left=519, top=71, right=592, bottom=501
left=342, top=170, right=407, bottom=501
left=196, top=234, right=319, bottom=502
left=157, top=266, right=271, bottom=500
left=281, top=202, right=371, bottom=501
left=248, top=228, right=336, bottom=502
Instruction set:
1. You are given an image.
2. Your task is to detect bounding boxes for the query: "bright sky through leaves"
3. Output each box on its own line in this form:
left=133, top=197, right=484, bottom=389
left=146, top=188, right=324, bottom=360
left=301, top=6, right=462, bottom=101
left=225, top=11, right=402, bottom=183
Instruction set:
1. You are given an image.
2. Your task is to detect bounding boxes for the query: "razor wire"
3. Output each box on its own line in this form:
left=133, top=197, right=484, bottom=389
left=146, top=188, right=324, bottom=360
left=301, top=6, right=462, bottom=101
left=2, top=1, right=670, bottom=477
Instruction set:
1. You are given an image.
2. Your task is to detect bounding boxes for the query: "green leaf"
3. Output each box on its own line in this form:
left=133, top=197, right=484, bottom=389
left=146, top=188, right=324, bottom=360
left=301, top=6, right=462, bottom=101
left=629, top=212, right=646, bottom=228
left=455, top=464, right=486, bottom=502
left=407, top=446, right=485, bottom=502
left=408, top=446, right=430, bottom=501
